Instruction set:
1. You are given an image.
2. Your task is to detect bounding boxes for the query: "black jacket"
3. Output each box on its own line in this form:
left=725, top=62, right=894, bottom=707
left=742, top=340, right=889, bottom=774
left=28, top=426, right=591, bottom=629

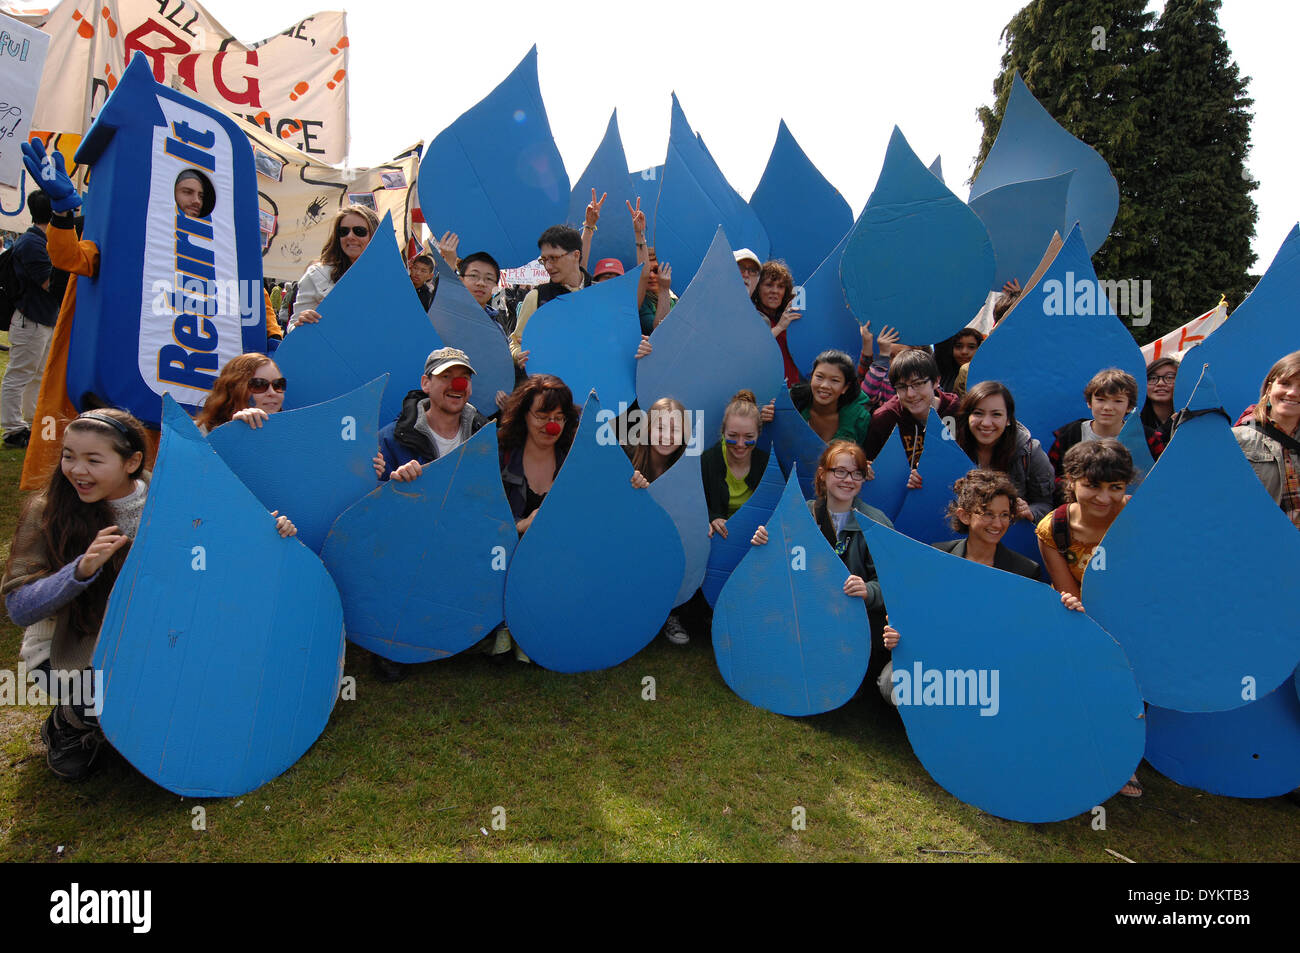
left=12, top=225, right=59, bottom=326
left=931, top=538, right=1043, bottom=581
left=700, top=442, right=771, bottom=522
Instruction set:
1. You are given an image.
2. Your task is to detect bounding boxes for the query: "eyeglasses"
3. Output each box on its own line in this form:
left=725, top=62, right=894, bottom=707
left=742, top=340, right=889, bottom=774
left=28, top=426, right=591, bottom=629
left=1147, top=374, right=1176, bottom=384
left=895, top=379, right=933, bottom=394
left=337, top=225, right=369, bottom=238
left=538, top=251, right=575, bottom=266
left=723, top=437, right=757, bottom=447
left=828, top=467, right=866, bottom=482
left=530, top=411, right=566, bottom=426
left=462, top=270, right=497, bottom=283
left=249, top=377, right=287, bottom=393
left=739, top=264, right=761, bottom=276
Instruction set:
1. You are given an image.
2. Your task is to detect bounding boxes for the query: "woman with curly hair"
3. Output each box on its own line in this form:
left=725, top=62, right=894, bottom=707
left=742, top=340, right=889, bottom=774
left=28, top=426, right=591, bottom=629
left=193, top=353, right=286, bottom=434
left=933, top=468, right=1042, bottom=580
left=288, top=204, right=381, bottom=330
left=751, top=259, right=802, bottom=387
left=497, top=374, right=580, bottom=537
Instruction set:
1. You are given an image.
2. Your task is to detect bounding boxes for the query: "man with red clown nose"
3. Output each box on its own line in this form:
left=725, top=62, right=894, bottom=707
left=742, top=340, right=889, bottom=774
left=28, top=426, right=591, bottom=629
left=372, top=346, right=488, bottom=483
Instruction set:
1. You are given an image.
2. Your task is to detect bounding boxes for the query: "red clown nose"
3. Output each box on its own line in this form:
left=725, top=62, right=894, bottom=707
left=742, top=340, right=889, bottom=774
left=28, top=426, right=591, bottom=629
left=450, top=376, right=470, bottom=392
left=544, top=421, right=563, bottom=436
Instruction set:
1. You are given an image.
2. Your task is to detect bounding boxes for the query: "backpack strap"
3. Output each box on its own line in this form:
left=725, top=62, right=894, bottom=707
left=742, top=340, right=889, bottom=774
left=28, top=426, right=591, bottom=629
left=1050, top=504, right=1071, bottom=556
left=1250, top=419, right=1300, bottom=456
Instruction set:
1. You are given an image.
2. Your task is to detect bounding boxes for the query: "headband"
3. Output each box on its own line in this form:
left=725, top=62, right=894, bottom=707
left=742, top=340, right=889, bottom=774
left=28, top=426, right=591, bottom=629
left=76, top=412, right=142, bottom=450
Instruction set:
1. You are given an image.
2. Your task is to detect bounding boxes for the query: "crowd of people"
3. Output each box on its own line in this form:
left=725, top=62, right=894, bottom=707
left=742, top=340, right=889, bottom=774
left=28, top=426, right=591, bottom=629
left=2, top=141, right=1297, bottom=807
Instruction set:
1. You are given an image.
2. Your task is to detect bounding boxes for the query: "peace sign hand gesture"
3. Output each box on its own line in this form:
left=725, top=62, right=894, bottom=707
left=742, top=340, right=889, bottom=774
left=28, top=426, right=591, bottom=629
left=586, top=189, right=607, bottom=228
left=626, top=197, right=646, bottom=237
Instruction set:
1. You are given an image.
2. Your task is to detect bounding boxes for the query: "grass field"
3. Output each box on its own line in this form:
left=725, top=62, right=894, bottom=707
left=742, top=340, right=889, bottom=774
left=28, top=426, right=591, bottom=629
left=0, top=340, right=1296, bottom=863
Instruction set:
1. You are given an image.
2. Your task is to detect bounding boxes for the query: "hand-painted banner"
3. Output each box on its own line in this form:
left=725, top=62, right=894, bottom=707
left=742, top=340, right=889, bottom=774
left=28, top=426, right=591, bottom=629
left=1140, top=301, right=1226, bottom=363
left=67, top=53, right=265, bottom=425
left=0, top=11, right=49, bottom=188
left=34, top=1, right=349, bottom=163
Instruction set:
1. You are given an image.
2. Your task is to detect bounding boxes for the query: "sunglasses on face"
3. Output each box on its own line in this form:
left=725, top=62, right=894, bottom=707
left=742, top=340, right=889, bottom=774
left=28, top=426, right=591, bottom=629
left=337, top=225, right=370, bottom=238
left=249, top=377, right=287, bottom=393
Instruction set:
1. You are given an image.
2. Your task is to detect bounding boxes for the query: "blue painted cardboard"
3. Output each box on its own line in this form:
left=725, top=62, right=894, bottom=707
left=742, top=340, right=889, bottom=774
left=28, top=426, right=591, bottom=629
left=1174, top=224, right=1300, bottom=418
left=646, top=454, right=711, bottom=607
left=702, top=452, right=785, bottom=607
left=999, top=519, right=1046, bottom=571
left=425, top=253, right=516, bottom=409
left=969, top=172, right=1073, bottom=290
left=207, top=376, right=386, bottom=554
left=767, top=385, right=826, bottom=499
left=274, top=211, right=441, bottom=428
left=1114, top=408, right=1153, bottom=491
left=928, top=155, right=943, bottom=181
left=891, top=409, right=970, bottom=544
left=504, top=394, right=684, bottom=672
left=93, top=397, right=345, bottom=797
left=319, top=424, right=518, bottom=662
left=567, top=111, right=642, bottom=269
left=1083, top=371, right=1300, bottom=712
left=860, top=425, right=911, bottom=521
left=416, top=46, right=569, bottom=267
left=840, top=127, right=995, bottom=346
left=68, top=54, right=266, bottom=426
left=713, top=470, right=870, bottom=716
left=965, top=224, right=1147, bottom=444
left=859, top=516, right=1145, bottom=823
left=784, top=220, right=862, bottom=376
left=636, top=228, right=785, bottom=439
left=969, top=72, right=1119, bottom=255
left=750, top=120, right=853, bottom=283
left=1145, top=672, right=1300, bottom=799
left=523, top=265, right=642, bottom=409
left=650, top=94, right=769, bottom=290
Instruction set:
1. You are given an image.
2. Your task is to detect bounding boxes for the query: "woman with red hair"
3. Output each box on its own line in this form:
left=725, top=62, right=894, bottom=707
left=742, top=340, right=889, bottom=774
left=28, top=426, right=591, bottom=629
left=193, top=353, right=286, bottom=434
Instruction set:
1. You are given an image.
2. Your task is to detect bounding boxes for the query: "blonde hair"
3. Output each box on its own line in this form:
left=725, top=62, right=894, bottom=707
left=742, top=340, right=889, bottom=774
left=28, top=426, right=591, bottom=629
left=631, top=397, right=690, bottom=481
left=721, top=389, right=761, bottom=435
left=1254, top=351, right=1300, bottom=427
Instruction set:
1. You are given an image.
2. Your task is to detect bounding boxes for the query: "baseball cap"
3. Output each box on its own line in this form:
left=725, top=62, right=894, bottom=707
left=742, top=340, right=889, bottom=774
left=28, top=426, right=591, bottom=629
left=733, top=248, right=762, bottom=268
left=424, top=346, right=476, bottom=377
left=592, top=258, right=625, bottom=278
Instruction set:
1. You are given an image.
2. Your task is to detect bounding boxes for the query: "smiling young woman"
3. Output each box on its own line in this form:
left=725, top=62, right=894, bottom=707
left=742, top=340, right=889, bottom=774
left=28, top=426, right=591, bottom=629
left=288, top=204, right=380, bottom=330
left=1234, top=350, right=1300, bottom=531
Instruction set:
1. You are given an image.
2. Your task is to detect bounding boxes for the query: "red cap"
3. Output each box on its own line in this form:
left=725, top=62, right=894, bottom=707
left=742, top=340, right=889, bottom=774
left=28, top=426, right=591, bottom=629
left=592, top=258, right=625, bottom=278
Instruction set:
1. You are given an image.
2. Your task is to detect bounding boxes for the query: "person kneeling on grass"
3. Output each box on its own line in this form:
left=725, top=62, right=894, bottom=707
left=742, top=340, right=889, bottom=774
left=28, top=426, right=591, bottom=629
left=750, top=441, right=893, bottom=690
left=1, top=410, right=296, bottom=780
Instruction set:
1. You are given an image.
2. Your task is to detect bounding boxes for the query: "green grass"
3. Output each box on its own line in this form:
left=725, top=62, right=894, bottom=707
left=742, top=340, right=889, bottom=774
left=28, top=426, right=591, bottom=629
left=0, top=332, right=1296, bottom=862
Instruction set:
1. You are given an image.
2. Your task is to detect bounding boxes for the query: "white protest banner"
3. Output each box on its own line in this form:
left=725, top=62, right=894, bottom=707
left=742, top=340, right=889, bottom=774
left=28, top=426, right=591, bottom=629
left=245, top=120, right=420, bottom=281
left=0, top=10, right=50, bottom=187
left=1140, top=300, right=1228, bottom=363
left=33, top=0, right=348, bottom=163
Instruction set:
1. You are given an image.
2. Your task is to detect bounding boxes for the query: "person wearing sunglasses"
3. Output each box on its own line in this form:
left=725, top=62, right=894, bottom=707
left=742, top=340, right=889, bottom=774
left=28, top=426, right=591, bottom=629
left=193, top=353, right=287, bottom=434
left=750, top=440, right=894, bottom=687
left=288, top=204, right=380, bottom=330
left=701, top=389, right=775, bottom=539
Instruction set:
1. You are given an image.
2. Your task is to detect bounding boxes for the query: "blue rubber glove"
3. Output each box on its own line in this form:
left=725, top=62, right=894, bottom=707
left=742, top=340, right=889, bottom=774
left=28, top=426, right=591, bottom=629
left=21, top=139, right=82, bottom=213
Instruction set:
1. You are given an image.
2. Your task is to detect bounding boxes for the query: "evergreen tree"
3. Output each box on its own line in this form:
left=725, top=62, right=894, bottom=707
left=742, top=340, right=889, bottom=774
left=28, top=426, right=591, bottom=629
left=1145, top=0, right=1257, bottom=333
left=973, top=0, right=1257, bottom=341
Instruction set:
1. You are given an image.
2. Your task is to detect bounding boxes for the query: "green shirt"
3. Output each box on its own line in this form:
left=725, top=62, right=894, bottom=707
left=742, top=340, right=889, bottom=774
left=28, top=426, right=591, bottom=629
left=725, top=466, right=752, bottom=516
left=799, top=389, right=873, bottom=445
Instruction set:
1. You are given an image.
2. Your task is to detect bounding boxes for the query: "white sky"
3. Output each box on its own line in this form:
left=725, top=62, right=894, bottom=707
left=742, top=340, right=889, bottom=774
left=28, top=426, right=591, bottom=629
left=219, top=0, right=1297, bottom=269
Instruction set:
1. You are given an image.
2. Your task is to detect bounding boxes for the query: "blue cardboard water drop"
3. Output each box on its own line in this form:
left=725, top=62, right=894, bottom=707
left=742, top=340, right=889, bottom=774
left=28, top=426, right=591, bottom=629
left=860, top=516, right=1145, bottom=823
left=426, top=252, right=516, bottom=409
left=504, top=394, right=684, bottom=671
left=524, top=265, right=643, bottom=409
left=701, top=451, right=785, bottom=607
left=969, top=171, right=1073, bottom=290
left=319, top=424, right=518, bottom=662
left=1145, top=672, right=1300, bottom=799
left=766, top=385, right=826, bottom=499
left=890, top=409, right=970, bottom=544
left=567, top=111, right=642, bottom=268
left=636, top=228, right=785, bottom=438
left=207, top=376, right=385, bottom=553
left=860, top=425, right=911, bottom=521
left=750, top=120, right=853, bottom=282
left=417, top=46, right=569, bottom=266
left=840, top=127, right=995, bottom=345
left=713, top=470, right=870, bottom=716
left=1083, top=370, right=1300, bottom=712
left=93, top=397, right=345, bottom=797
left=274, top=211, right=441, bottom=427
left=646, top=454, right=711, bottom=607
left=1174, top=224, right=1300, bottom=418
left=970, top=72, right=1119, bottom=255
left=649, top=94, right=769, bottom=290
left=784, top=223, right=862, bottom=377
left=966, top=224, right=1147, bottom=444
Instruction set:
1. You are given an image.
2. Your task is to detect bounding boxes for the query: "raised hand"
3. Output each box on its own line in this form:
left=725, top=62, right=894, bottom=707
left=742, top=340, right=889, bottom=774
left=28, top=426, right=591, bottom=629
left=76, top=525, right=129, bottom=580
left=585, top=189, right=606, bottom=227
left=21, top=139, right=81, bottom=213
left=626, top=197, right=646, bottom=236
left=436, top=231, right=460, bottom=270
